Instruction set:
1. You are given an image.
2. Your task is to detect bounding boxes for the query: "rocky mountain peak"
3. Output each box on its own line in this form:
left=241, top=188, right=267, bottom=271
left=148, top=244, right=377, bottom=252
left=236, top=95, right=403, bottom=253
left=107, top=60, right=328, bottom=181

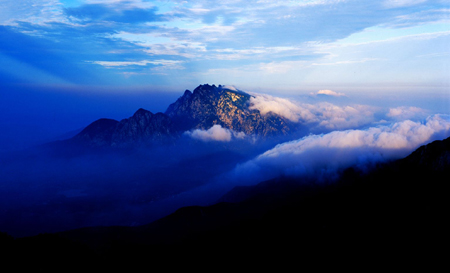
left=71, top=84, right=297, bottom=148
left=192, top=84, right=219, bottom=95
left=183, top=89, right=193, bottom=97
left=72, top=108, right=175, bottom=148
left=111, top=109, right=175, bottom=147
left=165, top=84, right=293, bottom=136
left=133, top=108, right=153, bottom=118
left=73, top=118, right=119, bottom=146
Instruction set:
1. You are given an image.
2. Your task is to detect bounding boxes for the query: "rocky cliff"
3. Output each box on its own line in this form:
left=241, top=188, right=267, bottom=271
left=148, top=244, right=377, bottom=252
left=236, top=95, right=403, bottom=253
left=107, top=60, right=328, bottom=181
left=165, top=84, right=293, bottom=136
left=111, top=108, right=176, bottom=146
left=73, top=109, right=175, bottom=147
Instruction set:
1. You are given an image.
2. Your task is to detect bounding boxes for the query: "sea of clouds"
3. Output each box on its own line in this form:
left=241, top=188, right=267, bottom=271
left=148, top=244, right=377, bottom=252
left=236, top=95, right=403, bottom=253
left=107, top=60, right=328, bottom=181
left=233, top=114, right=450, bottom=183
left=249, top=93, right=378, bottom=131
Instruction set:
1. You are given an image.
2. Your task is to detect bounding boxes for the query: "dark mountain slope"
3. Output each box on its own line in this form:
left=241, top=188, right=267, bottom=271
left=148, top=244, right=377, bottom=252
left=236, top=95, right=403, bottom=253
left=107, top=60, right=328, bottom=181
left=4, top=136, right=447, bottom=267
left=72, top=118, right=119, bottom=146
left=110, top=108, right=176, bottom=146
left=70, top=108, right=175, bottom=148
left=401, top=135, right=450, bottom=170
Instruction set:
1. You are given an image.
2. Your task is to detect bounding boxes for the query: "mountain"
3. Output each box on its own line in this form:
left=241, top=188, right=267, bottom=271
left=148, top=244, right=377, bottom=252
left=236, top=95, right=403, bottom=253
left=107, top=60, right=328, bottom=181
left=5, top=136, right=447, bottom=266
left=72, top=118, right=119, bottom=147
left=72, top=108, right=176, bottom=147
left=165, top=84, right=294, bottom=136
left=110, top=108, right=176, bottom=147
left=401, top=135, right=450, bottom=171
left=68, top=84, right=296, bottom=148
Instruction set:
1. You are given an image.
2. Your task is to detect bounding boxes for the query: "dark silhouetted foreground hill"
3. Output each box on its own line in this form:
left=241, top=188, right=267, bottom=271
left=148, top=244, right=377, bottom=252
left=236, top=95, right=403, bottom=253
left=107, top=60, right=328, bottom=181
left=2, top=136, right=448, bottom=268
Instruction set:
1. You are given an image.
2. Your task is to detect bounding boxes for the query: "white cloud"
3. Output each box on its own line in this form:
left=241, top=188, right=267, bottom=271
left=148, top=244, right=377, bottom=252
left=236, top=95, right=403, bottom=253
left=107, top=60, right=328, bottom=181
left=249, top=93, right=376, bottom=130
left=144, top=43, right=206, bottom=58
left=222, top=85, right=239, bottom=91
left=383, top=0, right=427, bottom=8
left=386, top=106, right=427, bottom=120
left=113, top=31, right=208, bottom=59
left=316, top=90, right=346, bottom=97
left=249, top=94, right=316, bottom=122
left=312, top=58, right=380, bottom=66
left=233, top=131, right=247, bottom=139
left=234, top=114, right=450, bottom=182
left=90, top=60, right=184, bottom=70
left=257, top=61, right=303, bottom=74
left=208, top=46, right=307, bottom=61
left=84, top=0, right=158, bottom=9
left=309, top=103, right=376, bottom=130
left=0, top=0, right=67, bottom=25
left=185, top=125, right=247, bottom=142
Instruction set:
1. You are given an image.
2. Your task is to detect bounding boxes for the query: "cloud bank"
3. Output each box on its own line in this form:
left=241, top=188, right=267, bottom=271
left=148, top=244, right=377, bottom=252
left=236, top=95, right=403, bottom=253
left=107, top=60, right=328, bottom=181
left=234, top=114, right=450, bottom=183
left=249, top=94, right=316, bottom=123
left=249, top=93, right=376, bottom=131
left=386, top=106, right=427, bottom=120
left=185, top=125, right=246, bottom=142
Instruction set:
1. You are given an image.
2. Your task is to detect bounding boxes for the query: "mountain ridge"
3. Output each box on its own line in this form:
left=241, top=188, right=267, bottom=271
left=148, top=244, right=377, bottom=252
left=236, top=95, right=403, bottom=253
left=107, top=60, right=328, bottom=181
left=165, top=84, right=294, bottom=136
left=69, top=84, right=296, bottom=147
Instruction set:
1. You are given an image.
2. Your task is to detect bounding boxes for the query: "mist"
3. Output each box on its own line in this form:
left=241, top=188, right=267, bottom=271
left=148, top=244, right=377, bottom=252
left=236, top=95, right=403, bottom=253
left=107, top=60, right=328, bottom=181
left=233, top=114, right=450, bottom=184
left=0, top=130, right=277, bottom=237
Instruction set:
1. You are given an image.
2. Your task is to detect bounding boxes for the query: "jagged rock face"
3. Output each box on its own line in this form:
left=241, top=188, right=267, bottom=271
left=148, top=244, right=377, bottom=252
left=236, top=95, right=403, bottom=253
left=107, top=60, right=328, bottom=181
left=165, top=84, right=293, bottom=136
left=73, top=109, right=175, bottom=147
left=111, top=108, right=176, bottom=146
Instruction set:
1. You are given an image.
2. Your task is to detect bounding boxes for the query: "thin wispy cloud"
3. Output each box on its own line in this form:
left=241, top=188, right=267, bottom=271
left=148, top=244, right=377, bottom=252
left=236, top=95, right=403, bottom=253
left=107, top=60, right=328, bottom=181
left=91, top=60, right=184, bottom=70
left=65, top=3, right=165, bottom=23
left=383, top=0, right=427, bottom=8
left=0, top=0, right=66, bottom=25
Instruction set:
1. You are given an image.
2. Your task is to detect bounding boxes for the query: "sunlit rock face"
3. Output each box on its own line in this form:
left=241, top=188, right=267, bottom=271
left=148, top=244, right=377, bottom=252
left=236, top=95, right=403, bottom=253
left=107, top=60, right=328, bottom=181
left=165, top=84, right=293, bottom=136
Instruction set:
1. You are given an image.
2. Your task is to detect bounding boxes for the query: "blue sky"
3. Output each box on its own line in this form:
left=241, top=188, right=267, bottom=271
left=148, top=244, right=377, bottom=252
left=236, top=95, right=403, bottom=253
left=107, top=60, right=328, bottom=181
left=0, top=0, right=449, bottom=151
left=1, top=0, right=449, bottom=92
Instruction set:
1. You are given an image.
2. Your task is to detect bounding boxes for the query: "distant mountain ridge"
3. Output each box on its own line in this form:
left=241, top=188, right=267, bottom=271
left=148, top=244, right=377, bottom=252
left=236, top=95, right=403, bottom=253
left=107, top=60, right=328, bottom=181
left=73, top=108, right=175, bottom=148
left=70, top=84, right=295, bottom=147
